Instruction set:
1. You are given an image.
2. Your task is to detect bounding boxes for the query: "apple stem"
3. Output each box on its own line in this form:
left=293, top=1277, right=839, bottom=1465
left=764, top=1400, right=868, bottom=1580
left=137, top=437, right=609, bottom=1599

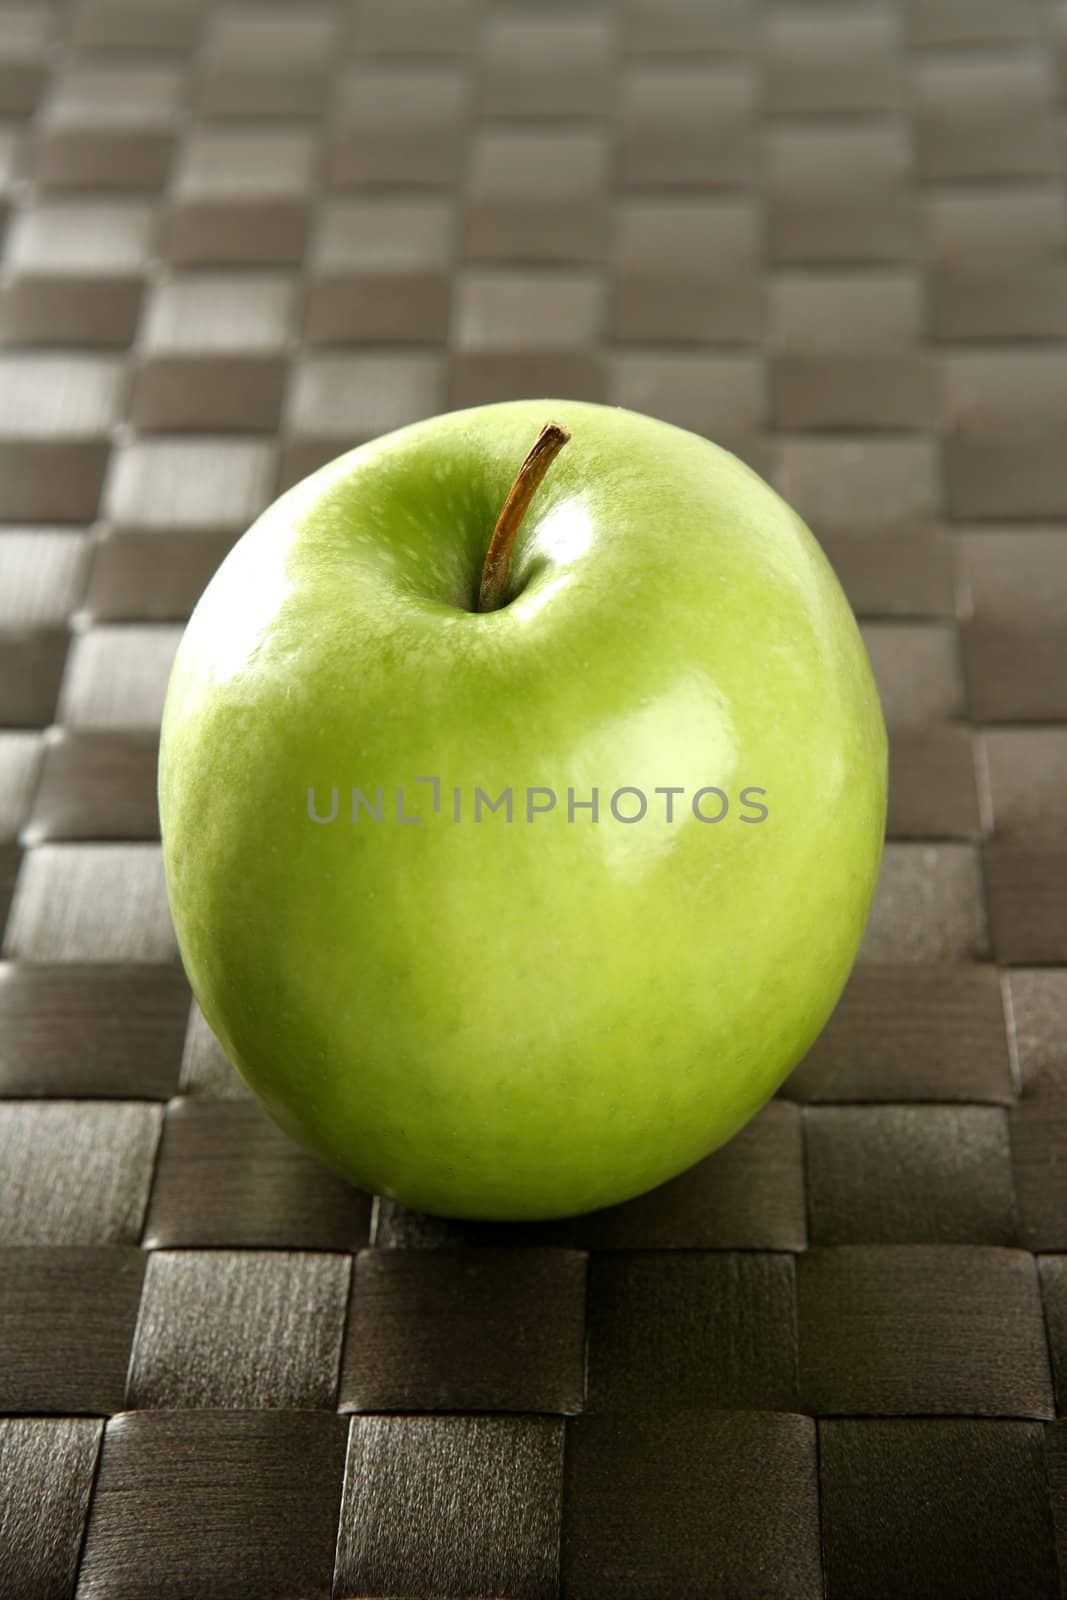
left=477, top=421, right=571, bottom=613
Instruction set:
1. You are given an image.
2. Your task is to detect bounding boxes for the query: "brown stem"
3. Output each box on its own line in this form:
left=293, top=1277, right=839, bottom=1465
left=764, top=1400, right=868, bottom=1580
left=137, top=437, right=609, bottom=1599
left=477, top=421, right=570, bottom=613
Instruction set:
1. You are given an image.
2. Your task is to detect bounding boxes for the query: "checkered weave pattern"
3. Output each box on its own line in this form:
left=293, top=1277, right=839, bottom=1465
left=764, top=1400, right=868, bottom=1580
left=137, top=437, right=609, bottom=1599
left=2, top=0, right=1067, bottom=1596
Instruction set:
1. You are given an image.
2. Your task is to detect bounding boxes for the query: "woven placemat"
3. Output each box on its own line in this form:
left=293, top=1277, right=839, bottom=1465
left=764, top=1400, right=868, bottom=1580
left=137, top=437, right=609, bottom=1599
left=2, top=0, right=1067, bottom=1595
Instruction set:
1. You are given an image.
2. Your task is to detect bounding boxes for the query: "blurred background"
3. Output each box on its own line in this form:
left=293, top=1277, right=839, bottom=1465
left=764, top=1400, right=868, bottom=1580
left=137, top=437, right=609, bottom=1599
left=2, top=1, right=1067, bottom=1598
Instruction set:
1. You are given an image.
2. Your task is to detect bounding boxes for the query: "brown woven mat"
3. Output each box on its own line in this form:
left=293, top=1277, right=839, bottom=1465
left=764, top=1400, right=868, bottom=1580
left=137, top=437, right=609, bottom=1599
left=2, top=0, right=1067, bottom=1596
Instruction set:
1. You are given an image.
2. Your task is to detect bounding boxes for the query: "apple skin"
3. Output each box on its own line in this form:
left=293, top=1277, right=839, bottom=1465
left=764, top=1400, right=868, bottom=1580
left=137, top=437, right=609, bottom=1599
left=159, top=399, right=886, bottom=1220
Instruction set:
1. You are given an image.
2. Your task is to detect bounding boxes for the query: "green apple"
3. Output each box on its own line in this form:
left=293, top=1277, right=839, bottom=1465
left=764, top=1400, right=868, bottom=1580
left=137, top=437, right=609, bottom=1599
left=159, top=399, right=886, bottom=1220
